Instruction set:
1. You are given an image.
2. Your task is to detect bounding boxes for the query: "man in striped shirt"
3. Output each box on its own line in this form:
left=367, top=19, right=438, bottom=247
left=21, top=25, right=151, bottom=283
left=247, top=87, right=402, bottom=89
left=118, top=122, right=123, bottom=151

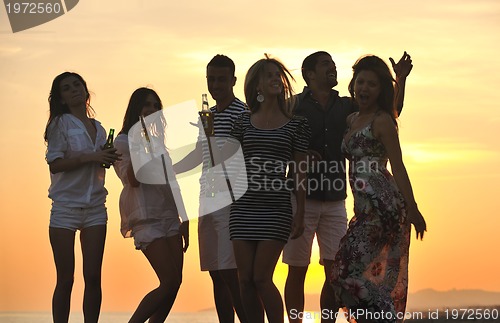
left=174, top=55, right=248, bottom=323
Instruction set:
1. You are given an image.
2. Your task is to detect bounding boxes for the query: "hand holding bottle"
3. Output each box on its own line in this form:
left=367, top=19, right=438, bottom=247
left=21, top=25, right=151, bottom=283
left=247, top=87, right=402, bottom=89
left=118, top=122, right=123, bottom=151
left=99, top=128, right=121, bottom=168
left=199, top=94, right=214, bottom=136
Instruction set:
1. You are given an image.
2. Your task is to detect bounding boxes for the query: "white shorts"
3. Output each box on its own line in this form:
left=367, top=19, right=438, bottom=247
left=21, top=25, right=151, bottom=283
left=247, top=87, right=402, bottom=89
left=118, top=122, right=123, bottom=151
left=50, top=204, right=107, bottom=231
left=132, top=218, right=181, bottom=251
left=282, top=196, right=347, bottom=266
left=198, top=205, right=237, bottom=271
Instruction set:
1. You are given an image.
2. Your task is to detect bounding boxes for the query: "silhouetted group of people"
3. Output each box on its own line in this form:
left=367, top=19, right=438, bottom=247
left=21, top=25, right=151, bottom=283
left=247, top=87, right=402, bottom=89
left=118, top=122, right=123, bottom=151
left=45, top=51, right=426, bottom=323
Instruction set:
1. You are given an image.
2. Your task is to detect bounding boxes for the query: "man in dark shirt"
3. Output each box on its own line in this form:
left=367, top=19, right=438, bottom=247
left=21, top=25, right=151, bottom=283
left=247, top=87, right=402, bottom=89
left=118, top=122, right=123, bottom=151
left=283, top=51, right=412, bottom=323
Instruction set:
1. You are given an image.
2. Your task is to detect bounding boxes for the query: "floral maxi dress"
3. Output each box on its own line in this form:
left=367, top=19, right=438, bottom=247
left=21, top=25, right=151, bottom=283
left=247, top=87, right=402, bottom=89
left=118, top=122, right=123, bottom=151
left=331, top=120, right=411, bottom=323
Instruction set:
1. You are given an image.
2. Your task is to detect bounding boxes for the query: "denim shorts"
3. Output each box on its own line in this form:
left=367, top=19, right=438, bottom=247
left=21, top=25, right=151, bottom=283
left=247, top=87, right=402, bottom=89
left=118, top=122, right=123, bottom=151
left=50, top=204, right=107, bottom=231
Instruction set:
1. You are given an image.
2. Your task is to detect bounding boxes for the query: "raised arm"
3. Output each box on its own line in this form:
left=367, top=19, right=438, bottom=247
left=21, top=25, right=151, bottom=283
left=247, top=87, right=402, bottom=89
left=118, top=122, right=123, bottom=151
left=172, top=141, right=203, bottom=174
left=212, top=137, right=240, bottom=166
left=389, top=51, right=413, bottom=115
left=374, top=113, right=426, bottom=240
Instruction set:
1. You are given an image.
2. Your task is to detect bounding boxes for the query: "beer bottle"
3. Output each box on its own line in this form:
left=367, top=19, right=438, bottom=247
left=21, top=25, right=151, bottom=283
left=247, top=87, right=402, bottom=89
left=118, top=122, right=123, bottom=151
left=200, top=94, right=214, bottom=136
left=202, top=93, right=209, bottom=111
left=201, top=94, right=215, bottom=196
left=101, top=128, right=115, bottom=168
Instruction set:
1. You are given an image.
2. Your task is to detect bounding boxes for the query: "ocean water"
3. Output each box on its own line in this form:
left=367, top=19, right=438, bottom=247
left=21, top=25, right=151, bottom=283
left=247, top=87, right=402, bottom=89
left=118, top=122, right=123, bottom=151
left=0, top=311, right=222, bottom=323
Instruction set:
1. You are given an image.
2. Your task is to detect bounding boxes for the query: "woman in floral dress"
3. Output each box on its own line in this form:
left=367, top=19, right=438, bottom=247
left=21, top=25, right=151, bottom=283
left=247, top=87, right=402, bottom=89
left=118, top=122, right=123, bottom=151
left=330, top=55, right=426, bottom=323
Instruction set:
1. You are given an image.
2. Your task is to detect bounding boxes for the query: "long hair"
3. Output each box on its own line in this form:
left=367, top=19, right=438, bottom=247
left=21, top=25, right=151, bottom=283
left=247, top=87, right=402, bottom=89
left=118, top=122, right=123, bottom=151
left=120, top=87, right=163, bottom=135
left=44, top=72, right=92, bottom=142
left=348, top=55, right=398, bottom=125
left=244, top=54, right=295, bottom=117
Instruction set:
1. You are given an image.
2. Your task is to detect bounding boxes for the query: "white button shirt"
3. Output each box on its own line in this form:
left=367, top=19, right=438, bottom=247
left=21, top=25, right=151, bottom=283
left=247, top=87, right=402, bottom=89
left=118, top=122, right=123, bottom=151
left=113, top=134, right=180, bottom=238
left=46, top=114, right=108, bottom=208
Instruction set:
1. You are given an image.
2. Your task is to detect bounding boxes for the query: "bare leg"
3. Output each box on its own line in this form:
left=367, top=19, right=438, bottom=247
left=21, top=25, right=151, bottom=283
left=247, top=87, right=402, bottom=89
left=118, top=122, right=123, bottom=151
left=129, top=235, right=183, bottom=323
left=233, top=240, right=286, bottom=323
left=320, top=259, right=338, bottom=323
left=219, top=268, right=249, bottom=323
left=210, top=270, right=235, bottom=323
left=253, top=240, right=286, bottom=323
left=147, top=235, right=184, bottom=323
left=210, top=268, right=249, bottom=323
left=49, top=227, right=76, bottom=323
left=80, top=225, right=106, bottom=323
left=232, top=240, right=264, bottom=323
left=284, top=265, right=308, bottom=323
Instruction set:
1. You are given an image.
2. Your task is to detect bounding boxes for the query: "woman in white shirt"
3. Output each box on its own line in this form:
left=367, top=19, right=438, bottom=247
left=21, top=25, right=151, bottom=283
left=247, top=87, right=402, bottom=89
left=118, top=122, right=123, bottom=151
left=113, top=87, right=189, bottom=323
left=44, top=72, right=120, bottom=323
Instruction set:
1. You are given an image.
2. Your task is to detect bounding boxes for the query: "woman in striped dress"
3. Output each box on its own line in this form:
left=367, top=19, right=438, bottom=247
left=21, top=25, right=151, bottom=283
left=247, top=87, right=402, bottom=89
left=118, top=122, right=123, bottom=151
left=224, top=56, right=311, bottom=323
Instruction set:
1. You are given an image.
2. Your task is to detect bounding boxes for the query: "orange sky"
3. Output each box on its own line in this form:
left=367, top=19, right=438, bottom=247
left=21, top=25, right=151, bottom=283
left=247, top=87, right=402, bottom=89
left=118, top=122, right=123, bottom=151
left=1, top=0, right=499, bottom=314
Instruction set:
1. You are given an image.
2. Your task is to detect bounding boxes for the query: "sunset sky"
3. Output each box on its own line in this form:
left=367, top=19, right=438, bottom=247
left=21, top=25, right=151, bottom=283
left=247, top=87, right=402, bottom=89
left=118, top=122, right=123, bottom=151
left=1, top=0, right=499, bottom=314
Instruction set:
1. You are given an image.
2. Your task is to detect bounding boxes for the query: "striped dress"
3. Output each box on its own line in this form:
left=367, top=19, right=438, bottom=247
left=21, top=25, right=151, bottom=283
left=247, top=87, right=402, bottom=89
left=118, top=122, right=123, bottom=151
left=228, top=112, right=311, bottom=242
